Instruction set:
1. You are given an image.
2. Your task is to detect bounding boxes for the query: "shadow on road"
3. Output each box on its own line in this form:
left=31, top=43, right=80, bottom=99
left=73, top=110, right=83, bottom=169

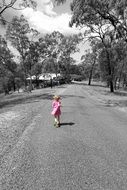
left=0, top=93, right=53, bottom=109
left=60, top=122, right=75, bottom=126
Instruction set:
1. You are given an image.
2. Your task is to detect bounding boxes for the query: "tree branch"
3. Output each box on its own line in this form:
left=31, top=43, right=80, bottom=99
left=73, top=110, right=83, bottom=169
left=0, top=0, right=17, bottom=15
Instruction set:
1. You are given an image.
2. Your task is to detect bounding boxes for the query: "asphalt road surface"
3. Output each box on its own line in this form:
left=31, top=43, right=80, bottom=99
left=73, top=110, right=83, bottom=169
left=1, top=84, right=127, bottom=190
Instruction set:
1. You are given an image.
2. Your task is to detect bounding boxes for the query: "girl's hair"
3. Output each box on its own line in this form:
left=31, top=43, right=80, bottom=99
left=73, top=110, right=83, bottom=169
left=53, top=95, right=60, bottom=100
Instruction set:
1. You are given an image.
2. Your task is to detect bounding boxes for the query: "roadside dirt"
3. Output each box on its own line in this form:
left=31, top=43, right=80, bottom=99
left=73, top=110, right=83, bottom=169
left=78, top=81, right=127, bottom=113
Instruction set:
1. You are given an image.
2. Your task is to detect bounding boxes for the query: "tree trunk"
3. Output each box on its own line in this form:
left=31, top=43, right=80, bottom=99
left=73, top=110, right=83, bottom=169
left=102, top=38, right=114, bottom=93
left=36, top=76, right=39, bottom=87
left=118, top=61, right=125, bottom=89
left=29, top=76, right=32, bottom=92
left=88, top=71, right=92, bottom=85
left=13, top=79, right=16, bottom=92
left=110, top=80, right=114, bottom=92
left=105, top=48, right=114, bottom=93
left=88, top=59, right=96, bottom=85
left=114, top=77, right=118, bottom=90
left=122, top=74, right=126, bottom=88
left=22, top=55, right=28, bottom=89
left=28, top=69, right=32, bottom=92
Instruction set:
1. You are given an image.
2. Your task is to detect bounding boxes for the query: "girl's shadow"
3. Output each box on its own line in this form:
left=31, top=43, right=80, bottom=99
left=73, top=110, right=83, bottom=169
left=60, top=122, right=75, bottom=126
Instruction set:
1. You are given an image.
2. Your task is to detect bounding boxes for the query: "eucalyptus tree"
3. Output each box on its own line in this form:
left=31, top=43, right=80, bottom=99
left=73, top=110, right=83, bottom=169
left=24, top=29, right=40, bottom=90
left=0, top=0, right=37, bottom=25
left=61, top=34, right=82, bottom=79
left=39, top=31, right=81, bottom=78
left=37, top=32, right=61, bottom=77
left=6, top=15, right=31, bottom=87
left=45, top=31, right=64, bottom=76
left=94, top=34, right=127, bottom=90
left=27, top=41, right=42, bottom=79
left=68, top=1, right=120, bottom=92
left=55, top=0, right=127, bottom=42
left=81, top=47, right=98, bottom=86
left=111, top=40, right=127, bottom=89
left=55, top=0, right=127, bottom=92
left=81, top=21, right=116, bottom=92
left=0, top=35, right=17, bottom=94
left=59, top=34, right=81, bottom=78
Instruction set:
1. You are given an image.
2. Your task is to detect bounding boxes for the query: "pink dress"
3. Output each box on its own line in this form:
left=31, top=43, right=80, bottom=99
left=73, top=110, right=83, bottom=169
left=51, top=100, right=61, bottom=116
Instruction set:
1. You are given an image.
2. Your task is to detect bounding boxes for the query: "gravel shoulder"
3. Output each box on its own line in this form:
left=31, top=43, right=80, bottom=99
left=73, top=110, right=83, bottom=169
left=75, top=81, right=127, bottom=113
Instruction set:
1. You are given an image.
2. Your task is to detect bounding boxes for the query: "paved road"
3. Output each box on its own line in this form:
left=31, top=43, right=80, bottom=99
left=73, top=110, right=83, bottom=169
left=1, top=84, right=127, bottom=189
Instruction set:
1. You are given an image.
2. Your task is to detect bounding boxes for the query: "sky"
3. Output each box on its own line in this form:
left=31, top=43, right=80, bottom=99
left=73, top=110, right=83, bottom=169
left=1, top=0, right=74, bottom=34
left=21, top=0, right=78, bottom=34
left=0, top=0, right=89, bottom=63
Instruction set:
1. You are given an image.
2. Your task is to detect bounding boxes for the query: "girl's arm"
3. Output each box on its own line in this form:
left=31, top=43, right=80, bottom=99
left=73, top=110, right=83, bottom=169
left=52, top=101, right=55, bottom=108
left=58, top=101, right=61, bottom=107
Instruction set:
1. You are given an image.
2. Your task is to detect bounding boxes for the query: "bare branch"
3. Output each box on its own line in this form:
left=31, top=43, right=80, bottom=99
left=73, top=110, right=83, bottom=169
left=11, top=7, right=24, bottom=11
left=0, top=0, right=17, bottom=15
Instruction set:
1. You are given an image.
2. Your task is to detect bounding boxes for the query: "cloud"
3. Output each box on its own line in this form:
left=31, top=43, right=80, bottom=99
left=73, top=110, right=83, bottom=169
left=21, top=0, right=79, bottom=34
left=39, top=0, right=57, bottom=16
left=36, top=0, right=57, bottom=16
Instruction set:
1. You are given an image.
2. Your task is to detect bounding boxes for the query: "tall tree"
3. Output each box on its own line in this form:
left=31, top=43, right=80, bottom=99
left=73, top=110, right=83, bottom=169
left=0, top=35, right=17, bottom=94
left=81, top=48, right=98, bottom=86
left=24, top=29, right=40, bottom=90
left=6, top=15, right=30, bottom=87
left=46, top=31, right=64, bottom=77
left=55, top=0, right=127, bottom=92
left=56, top=33, right=82, bottom=78
left=39, top=31, right=81, bottom=77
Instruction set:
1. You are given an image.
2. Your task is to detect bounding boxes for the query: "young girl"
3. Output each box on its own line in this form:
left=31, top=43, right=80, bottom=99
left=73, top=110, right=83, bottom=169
left=51, top=95, right=61, bottom=127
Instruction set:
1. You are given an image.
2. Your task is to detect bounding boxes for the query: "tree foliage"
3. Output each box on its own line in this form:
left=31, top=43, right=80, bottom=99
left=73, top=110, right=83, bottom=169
left=0, top=35, right=18, bottom=94
left=39, top=31, right=81, bottom=77
left=56, top=0, right=127, bottom=41
left=0, top=0, right=37, bottom=25
left=6, top=16, right=31, bottom=86
left=81, top=40, right=99, bottom=85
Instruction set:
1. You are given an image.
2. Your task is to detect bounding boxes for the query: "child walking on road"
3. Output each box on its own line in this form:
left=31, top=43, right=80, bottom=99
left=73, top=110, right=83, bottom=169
left=51, top=95, right=61, bottom=127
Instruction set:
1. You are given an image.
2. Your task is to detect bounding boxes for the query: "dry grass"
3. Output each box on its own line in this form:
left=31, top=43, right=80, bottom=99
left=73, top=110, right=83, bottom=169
left=85, top=81, right=127, bottom=112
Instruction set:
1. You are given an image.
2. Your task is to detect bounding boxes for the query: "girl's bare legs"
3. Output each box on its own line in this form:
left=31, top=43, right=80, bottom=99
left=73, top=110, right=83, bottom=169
left=54, top=115, right=60, bottom=127
left=58, top=115, right=60, bottom=125
left=54, top=116, right=57, bottom=126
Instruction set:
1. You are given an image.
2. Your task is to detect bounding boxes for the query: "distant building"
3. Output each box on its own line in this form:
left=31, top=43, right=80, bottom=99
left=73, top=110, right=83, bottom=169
left=27, top=73, right=61, bottom=81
